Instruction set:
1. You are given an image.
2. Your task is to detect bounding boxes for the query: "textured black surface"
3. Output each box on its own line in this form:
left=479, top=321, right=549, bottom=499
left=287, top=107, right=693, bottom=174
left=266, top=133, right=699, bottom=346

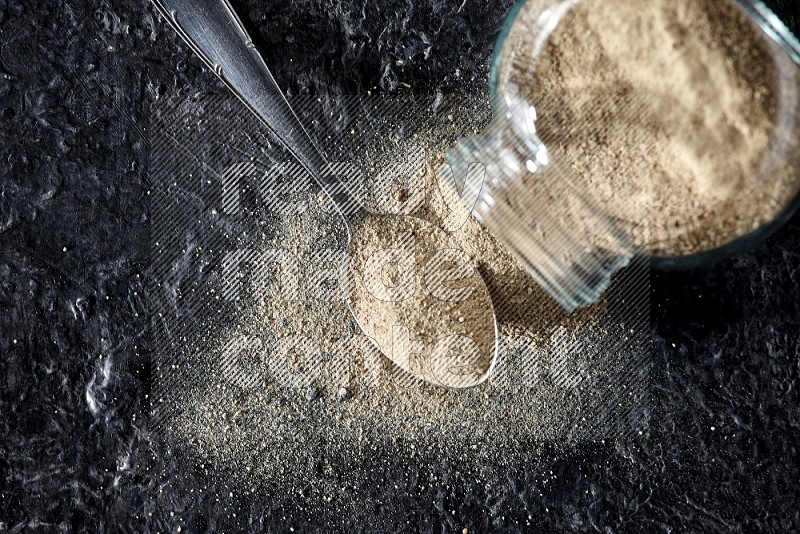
left=1, top=0, right=799, bottom=531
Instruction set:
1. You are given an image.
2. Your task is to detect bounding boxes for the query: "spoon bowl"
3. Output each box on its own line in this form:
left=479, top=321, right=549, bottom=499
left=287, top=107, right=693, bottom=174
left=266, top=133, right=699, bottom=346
left=346, top=213, right=498, bottom=388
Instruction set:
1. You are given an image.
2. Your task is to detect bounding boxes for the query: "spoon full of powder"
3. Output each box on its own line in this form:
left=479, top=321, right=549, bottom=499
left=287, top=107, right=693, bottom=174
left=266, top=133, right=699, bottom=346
left=152, top=0, right=499, bottom=388
left=347, top=213, right=499, bottom=388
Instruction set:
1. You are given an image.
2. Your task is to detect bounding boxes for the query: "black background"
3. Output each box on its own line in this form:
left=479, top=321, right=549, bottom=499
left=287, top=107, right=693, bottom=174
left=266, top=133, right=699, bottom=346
left=1, top=0, right=799, bottom=531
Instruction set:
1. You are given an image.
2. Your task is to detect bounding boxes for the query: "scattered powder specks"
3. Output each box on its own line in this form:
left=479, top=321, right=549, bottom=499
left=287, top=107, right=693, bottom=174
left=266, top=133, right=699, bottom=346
left=165, top=90, right=648, bottom=502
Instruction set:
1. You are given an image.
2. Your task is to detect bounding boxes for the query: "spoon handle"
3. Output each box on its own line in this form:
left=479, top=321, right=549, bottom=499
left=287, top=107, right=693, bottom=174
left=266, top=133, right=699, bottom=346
left=151, top=0, right=360, bottom=220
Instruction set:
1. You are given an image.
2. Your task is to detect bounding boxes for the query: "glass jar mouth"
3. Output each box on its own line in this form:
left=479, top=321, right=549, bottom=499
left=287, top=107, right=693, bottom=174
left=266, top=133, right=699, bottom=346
left=488, top=0, right=800, bottom=267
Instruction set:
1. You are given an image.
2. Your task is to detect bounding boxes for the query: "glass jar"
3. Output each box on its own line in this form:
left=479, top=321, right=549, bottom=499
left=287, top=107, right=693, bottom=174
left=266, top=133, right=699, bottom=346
left=445, top=0, right=800, bottom=310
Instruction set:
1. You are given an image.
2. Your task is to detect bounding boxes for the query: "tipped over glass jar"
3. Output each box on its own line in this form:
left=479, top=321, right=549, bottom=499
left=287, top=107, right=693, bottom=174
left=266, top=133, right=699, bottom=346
left=445, top=0, right=800, bottom=311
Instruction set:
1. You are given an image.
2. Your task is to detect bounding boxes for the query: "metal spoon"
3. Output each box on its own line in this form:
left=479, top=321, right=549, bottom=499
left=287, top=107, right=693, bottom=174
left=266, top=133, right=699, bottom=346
left=151, top=0, right=498, bottom=387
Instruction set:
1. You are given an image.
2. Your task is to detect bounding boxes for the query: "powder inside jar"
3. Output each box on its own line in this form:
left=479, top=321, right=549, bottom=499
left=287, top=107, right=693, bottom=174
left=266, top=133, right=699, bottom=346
left=513, top=0, right=793, bottom=256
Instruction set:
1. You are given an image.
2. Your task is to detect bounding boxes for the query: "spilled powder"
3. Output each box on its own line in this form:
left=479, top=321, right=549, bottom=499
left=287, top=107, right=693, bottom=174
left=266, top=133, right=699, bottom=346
left=510, top=0, right=796, bottom=256
left=165, top=93, right=648, bottom=502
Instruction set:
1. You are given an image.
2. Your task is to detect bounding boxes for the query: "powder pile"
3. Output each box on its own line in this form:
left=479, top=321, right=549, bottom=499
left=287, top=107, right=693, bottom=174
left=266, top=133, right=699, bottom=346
left=508, top=0, right=796, bottom=256
left=164, top=92, right=649, bottom=506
